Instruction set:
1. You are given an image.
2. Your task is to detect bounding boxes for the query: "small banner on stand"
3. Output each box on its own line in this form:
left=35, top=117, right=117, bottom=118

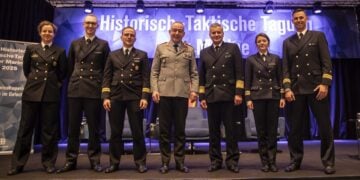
left=0, top=39, right=35, bottom=154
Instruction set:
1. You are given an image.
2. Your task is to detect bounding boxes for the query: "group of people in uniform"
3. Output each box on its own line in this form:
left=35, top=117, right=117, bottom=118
left=7, top=8, right=335, bottom=176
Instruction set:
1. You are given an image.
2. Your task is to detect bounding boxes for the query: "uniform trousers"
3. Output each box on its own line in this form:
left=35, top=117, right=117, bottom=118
left=158, top=97, right=188, bottom=165
left=207, top=101, right=239, bottom=167
left=66, top=98, right=102, bottom=164
left=286, top=93, right=335, bottom=167
left=252, top=99, right=279, bottom=165
left=108, top=100, right=146, bottom=166
left=11, top=100, right=59, bottom=168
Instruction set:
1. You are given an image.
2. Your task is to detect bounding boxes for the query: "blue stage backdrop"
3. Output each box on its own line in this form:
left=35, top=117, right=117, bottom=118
left=53, top=8, right=360, bottom=59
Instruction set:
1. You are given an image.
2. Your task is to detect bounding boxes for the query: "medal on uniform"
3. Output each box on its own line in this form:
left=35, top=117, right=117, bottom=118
left=133, top=58, right=140, bottom=70
left=52, top=56, right=57, bottom=67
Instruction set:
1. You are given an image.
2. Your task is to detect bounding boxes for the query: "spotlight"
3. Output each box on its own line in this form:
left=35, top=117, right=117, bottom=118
left=84, top=0, right=93, bottom=14
left=263, top=1, right=274, bottom=14
left=313, top=1, right=322, bottom=14
left=195, top=1, right=204, bottom=14
left=136, top=0, right=145, bottom=14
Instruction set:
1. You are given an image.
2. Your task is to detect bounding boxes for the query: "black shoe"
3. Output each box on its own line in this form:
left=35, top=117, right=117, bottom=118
left=104, top=164, right=119, bottom=173
left=176, top=164, right=189, bottom=173
left=269, top=164, right=278, bottom=172
left=56, top=162, right=76, bottom=173
left=284, top=163, right=300, bottom=172
left=91, top=163, right=103, bottom=172
left=324, top=166, right=336, bottom=174
left=227, top=165, right=239, bottom=173
left=208, top=164, right=222, bottom=172
left=137, top=165, right=148, bottom=173
left=159, top=164, right=169, bottom=174
left=261, top=164, right=269, bottom=172
left=7, top=167, right=23, bottom=176
left=45, top=166, right=56, bottom=174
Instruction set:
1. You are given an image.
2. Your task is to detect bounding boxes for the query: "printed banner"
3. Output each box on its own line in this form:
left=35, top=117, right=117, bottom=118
left=0, top=39, right=34, bottom=154
left=53, top=8, right=360, bottom=58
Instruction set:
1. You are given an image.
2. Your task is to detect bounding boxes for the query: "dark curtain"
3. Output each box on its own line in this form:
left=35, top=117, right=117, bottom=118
left=1, top=1, right=360, bottom=142
left=0, top=0, right=54, bottom=42
left=291, top=59, right=360, bottom=140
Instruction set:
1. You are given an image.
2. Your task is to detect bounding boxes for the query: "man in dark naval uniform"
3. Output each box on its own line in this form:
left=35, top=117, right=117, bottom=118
left=101, top=26, right=150, bottom=173
left=8, top=20, right=67, bottom=175
left=198, top=23, right=244, bottom=173
left=57, top=14, right=110, bottom=173
left=282, top=8, right=335, bottom=174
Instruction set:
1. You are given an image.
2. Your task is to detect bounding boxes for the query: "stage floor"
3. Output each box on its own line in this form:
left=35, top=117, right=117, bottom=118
left=1, top=140, right=360, bottom=179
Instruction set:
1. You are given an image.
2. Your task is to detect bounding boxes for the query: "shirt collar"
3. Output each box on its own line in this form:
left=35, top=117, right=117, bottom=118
left=41, top=42, right=52, bottom=48
left=85, top=36, right=95, bottom=42
left=297, top=29, right=307, bottom=36
left=123, top=47, right=133, bottom=53
left=259, top=51, right=268, bottom=56
left=213, top=42, right=223, bottom=49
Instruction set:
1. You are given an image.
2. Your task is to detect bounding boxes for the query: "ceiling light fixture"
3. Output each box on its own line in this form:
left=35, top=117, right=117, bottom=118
left=263, top=1, right=274, bottom=14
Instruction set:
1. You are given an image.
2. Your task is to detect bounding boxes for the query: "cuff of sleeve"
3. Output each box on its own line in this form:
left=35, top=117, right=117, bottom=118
left=101, top=92, right=110, bottom=100
left=236, top=89, right=244, bottom=96
left=199, top=94, right=205, bottom=101
left=321, top=73, right=332, bottom=85
left=244, top=90, right=251, bottom=102
left=141, top=93, right=150, bottom=101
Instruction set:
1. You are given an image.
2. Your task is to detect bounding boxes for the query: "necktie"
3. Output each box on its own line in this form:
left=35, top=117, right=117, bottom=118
left=86, top=39, right=92, bottom=45
left=44, top=45, right=49, bottom=51
left=215, top=46, right=220, bottom=53
left=125, top=49, right=129, bottom=57
left=299, top=33, right=304, bottom=40
left=261, top=54, right=266, bottom=62
left=173, top=44, right=178, bottom=52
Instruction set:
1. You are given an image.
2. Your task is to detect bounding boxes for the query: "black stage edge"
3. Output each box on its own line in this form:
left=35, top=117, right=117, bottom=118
left=1, top=140, right=359, bottom=179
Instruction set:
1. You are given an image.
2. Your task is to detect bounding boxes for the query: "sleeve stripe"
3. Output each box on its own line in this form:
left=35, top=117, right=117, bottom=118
left=102, top=87, right=110, bottom=93
left=199, top=86, right=205, bottom=94
left=236, top=80, right=244, bottom=89
left=322, top=73, right=332, bottom=80
left=142, top=88, right=150, bottom=93
left=283, top=78, right=291, bottom=84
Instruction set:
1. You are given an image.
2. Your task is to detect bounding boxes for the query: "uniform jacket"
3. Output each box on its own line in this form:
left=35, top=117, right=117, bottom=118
left=198, top=42, right=244, bottom=103
left=101, top=47, right=150, bottom=101
left=22, top=44, right=67, bottom=102
left=67, top=36, right=110, bottom=99
left=282, top=30, right=332, bottom=95
left=150, top=41, right=199, bottom=98
left=244, top=52, right=283, bottom=102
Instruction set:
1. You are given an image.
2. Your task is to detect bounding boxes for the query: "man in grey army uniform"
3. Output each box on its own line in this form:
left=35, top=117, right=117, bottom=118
left=151, top=21, right=199, bottom=174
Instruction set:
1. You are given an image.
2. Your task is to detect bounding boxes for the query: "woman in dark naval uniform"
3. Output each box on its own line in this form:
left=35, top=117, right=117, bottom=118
left=244, top=33, right=285, bottom=173
left=7, top=20, right=67, bottom=176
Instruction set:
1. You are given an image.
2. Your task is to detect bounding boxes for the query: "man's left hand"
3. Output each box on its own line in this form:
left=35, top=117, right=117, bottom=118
left=314, top=84, right=328, bottom=100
